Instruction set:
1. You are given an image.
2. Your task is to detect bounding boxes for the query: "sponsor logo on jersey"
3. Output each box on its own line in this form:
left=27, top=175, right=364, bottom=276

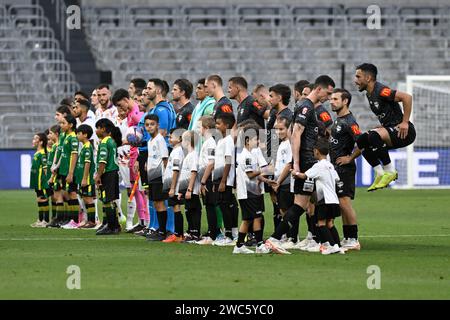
left=351, top=124, right=361, bottom=135
left=380, top=87, right=392, bottom=97
left=319, top=112, right=331, bottom=122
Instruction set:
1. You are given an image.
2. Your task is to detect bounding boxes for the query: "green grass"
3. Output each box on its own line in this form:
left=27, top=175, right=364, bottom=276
left=0, top=189, right=449, bottom=299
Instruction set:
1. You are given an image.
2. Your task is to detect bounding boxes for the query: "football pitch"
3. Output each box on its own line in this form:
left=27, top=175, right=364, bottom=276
left=0, top=189, right=449, bottom=300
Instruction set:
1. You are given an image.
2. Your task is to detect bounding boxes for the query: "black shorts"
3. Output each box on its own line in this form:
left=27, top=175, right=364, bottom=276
left=79, top=184, right=95, bottom=198
left=277, top=184, right=294, bottom=210
left=239, top=197, right=263, bottom=221
left=46, top=185, right=54, bottom=197
left=148, top=177, right=168, bottom=201
left=336, top=167, right=356, bottom=199
left=213, top=181, right=234, bottom=205
left=386, top=121, right=416, bottom=149
left=316, top=203, right=341, bottom=220
left=137, top=150, right=148, bottom=188
left=168, top=195, right=184, bottom=207
left=35, top=189, right=47, bottom=200
left=258, top=194, right=265, bottom=212
left=60, top=175, right=78, bottom=193
left=293, top=177, right=315, bottom=196
left=99, top=171, right=120, bottom=203
left=201, top=179, right=216, bottom=206
left=185, top=194, right=201, bottom=211
left=52, top=176, right=63, bottom=191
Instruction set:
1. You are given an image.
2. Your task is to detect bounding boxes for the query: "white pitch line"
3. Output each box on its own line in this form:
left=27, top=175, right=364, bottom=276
left=360, top=234, right=450, bottom=238
left=0, top=234, right=450, bottom=241
left=0, top=237, right=142, bottom=241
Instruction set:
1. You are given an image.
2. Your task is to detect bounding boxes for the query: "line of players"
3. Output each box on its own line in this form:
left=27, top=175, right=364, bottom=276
left=29, top=63, right=415, bottom=255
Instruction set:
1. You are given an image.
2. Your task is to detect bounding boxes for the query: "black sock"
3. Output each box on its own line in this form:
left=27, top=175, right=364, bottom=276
left=190, top=205, right=201, bottom=238
left=368, top=131, right=391, bottom=166
left=185, top=209, right=193, bottom=234
left=311, top=213, right=319, bottom=241
left=38, top=202, right=44, bottom=221
left=140, top=219, right=145, bottom=226
left=273, top=202, right=281, bottom=231
left=231, top=195, right=239, bottom=229
left=362, top=149, right=381, bottom=168
left=272, top=204, right=304, bottom=240
left=255, top=229, right=263, bottom=245
left=38, top=201, right=49, bottom=222
left=220, top=202, right=233, bottom=239
left=43, top=200, right=49, bottom=222
left=306, top=214, right=313, bottom=234
left=349, top=224, right=358, bottom=240
left=206, top=204, right=218, bottom=239
left=329, top=226, right=340, bottom=246
left=343, top=225, right=350, bottom=239
left=68, top=199, right=80, bottom=223
left=51, top=201, right=57, bottom=219
left=157, top=211, right=167, bottom=233
left=237, top=232, right=246, bottom=247
left=287, top=219, right=299, bottom=242
left=63, top=201, right=69, bottom=221
left=318, top=225, right=334, bottom=244
left=174, top=211, right=183, bottom=236
left=56, top=202, right=64, bottom=221
left=86, top=203, right=95, bottom=223
left=101, top=207, right=107, bottom=225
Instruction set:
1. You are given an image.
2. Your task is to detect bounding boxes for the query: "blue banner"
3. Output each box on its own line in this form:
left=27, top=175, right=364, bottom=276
left=1, top=148, right=449, bottom=190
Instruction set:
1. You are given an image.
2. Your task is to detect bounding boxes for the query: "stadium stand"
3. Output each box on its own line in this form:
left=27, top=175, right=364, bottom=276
left=0, top=3, right=79, bottom=148
left=0, top=1, right=449, bottom=147
left=82, top=4, right=450, bottom=134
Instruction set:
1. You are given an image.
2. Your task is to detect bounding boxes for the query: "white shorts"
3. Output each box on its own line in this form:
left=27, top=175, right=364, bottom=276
left=118, top=163, right=131, bottom=188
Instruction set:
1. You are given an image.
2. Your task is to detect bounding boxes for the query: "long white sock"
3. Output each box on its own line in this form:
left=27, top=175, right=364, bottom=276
left=232, top=227, right=238, bottom=239
left=77, top=194, right=87, bottom=222
left=383, top=162, right=395, bottom=173
left=374, top=165, right=384, bottom=176
left=115, top=194, right=123, bottom=217
left=127, top=197, right=136, bottom=225
left=94, top=198, right=99, bottom=221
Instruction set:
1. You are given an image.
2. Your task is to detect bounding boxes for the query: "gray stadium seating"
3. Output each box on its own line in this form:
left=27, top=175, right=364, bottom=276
left=0, top=3, right=79, bottom=148
left=1, top=3, right=449, bottom=148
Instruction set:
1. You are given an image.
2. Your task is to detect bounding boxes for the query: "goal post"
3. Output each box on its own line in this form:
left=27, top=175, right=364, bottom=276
left=398, top=75, right=450, bottom=189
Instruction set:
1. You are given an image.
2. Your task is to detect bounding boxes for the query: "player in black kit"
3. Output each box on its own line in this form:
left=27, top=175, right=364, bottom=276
left=266, top=75, right=335, bottom=254
left=229, top=76, right=266, bottom=129
left=172, top=79, right=194, bottom=130
left=330, top=88, right=361, bottom=251
left=353, top=63, right=416, bottom=191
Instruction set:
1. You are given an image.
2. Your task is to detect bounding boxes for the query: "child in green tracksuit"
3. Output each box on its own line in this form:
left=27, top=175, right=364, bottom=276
left=30, top=132, right=49, bottom=228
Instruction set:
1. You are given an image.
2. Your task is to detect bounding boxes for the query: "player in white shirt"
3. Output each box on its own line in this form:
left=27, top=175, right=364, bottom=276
left=290, top=138, right=343, bottom=255
left=272, top=116, right=294, bottom=217
left=236, top=119, right=273, bottom=247
left=198, top=116, right=220, bottom=245
left=177, top=131, right=202, bottom=243
left=144, top=114, right=169, bottom=242
left=233, top=125, right=270, bottom=254
left=212, top=113, right=237, bottom=246
left=95, top=84, right=118, bottom=125
left=161, top=129, right=184, bottom=242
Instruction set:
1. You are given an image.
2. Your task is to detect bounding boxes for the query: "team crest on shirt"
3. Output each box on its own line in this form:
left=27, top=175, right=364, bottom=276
left=336, top=125, right=342, bottom=132
left=302, top=107, right=308, bottom=115
left=374, top=101, right=380, bottom=109
left=178, top=114, right=183, bottom=122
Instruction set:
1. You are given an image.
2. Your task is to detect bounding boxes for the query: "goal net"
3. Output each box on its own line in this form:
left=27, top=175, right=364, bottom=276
left=393, top=76, right=450, bottom=189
